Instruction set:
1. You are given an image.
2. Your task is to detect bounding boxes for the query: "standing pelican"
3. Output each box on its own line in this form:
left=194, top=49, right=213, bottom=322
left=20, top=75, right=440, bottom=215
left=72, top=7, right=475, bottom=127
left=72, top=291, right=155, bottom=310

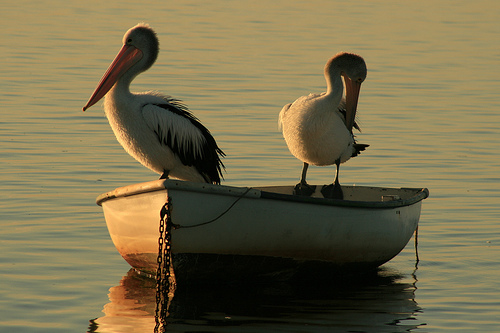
left=83, top=23, right=225, bottom=184
left=279, top=52, right=368, bottom=199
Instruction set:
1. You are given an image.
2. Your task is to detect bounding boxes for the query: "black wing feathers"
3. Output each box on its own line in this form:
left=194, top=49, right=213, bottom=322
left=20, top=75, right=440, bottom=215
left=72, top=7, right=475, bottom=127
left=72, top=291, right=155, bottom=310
left=338, top=107, right=369, bottom=158
left=150, top=97, right=225, bottom=184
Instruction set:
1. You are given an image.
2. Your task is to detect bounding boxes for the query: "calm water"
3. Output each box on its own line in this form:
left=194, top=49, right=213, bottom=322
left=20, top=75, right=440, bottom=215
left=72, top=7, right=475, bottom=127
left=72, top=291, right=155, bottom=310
left=1, top=0, right=499, bottom=332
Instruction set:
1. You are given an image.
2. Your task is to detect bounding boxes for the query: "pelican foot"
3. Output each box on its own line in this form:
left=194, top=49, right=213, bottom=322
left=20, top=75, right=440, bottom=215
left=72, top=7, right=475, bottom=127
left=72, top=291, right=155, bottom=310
left=321, top=183, right=343, bottom=200
left=293, top=182, right=316, bottom=196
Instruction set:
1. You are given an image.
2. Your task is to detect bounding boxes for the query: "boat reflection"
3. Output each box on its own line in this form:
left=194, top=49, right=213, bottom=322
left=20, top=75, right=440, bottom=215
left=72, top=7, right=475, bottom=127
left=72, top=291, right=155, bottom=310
left=88, top=266, right=423, bottom=332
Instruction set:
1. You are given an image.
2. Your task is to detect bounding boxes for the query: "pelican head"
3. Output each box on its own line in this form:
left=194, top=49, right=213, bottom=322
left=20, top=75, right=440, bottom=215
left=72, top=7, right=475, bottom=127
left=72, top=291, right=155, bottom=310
left=83, top=23, right=159, bottom=111
left=325, top=52, right=367, bottom=131
left=121, top=23, right=159, bottom=75
left=327, top=52, right=367, bottom=82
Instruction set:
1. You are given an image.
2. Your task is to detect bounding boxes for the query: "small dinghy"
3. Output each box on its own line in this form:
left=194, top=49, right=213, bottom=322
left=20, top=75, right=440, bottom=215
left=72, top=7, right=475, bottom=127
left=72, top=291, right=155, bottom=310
left=96, top=179, right=429, bottom=281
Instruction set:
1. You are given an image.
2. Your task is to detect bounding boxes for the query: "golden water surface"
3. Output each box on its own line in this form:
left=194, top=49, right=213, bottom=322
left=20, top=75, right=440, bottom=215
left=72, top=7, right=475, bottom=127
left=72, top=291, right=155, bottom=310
left=1, top=0, right=499, bottom=332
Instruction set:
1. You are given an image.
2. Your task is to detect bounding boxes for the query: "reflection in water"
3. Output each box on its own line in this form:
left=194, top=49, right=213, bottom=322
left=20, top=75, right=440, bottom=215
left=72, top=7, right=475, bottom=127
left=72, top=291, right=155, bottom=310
left=89, top=271, right=157, bottom=332
left=89, top=267, right=423, bottom=332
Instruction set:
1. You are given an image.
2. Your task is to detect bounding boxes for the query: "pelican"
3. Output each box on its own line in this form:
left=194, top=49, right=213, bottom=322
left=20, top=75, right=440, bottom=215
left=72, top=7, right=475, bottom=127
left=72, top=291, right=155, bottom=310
left=279, top=52, right=369, bottom=199
left=83, top=23, right=225, bottom=184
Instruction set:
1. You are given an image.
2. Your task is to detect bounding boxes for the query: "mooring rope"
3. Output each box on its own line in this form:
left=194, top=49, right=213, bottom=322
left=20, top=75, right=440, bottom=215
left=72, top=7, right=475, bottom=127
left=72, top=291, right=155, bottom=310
left=175, top=187, right=253, bottom=229
left=414, top=224, right=420, bottom=265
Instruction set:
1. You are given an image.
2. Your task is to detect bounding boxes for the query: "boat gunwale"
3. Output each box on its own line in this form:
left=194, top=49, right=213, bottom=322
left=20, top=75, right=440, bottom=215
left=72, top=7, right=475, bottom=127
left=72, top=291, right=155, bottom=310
left=96, top=179, right=429, bottom=209
left=259, top=187, right=429, bottom=208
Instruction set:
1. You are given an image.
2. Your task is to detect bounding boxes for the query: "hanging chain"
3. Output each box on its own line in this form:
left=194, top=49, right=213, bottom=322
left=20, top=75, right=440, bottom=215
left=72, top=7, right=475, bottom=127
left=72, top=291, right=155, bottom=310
left=154, top=196, right=176, bottom=333
left=153, top=187, right=250, bottom=332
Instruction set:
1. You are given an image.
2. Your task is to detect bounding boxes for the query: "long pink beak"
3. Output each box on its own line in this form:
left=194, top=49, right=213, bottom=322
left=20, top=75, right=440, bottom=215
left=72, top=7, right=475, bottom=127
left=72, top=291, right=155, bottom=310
left=83, top=44, right=143, bottom=111
left=342, top=75, right=362, bottom=132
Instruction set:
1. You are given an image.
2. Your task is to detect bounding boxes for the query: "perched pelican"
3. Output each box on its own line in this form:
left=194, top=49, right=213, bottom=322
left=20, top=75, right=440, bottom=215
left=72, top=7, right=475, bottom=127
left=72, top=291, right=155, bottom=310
left=279, top=52, right=369, bottom=199
left=83, top=23, right=225, bottom=184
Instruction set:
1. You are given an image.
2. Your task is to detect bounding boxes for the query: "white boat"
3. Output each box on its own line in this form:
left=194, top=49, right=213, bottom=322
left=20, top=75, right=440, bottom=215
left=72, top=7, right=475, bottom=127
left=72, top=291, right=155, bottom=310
left=96, top=179, right=429, bottom=281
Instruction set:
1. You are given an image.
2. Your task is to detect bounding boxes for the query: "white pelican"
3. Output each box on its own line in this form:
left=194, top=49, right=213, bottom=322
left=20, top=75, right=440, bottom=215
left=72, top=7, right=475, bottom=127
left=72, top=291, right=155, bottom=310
left=83, top=23, right=225, bottom=184
left=279, top=52, right=369, bottom=199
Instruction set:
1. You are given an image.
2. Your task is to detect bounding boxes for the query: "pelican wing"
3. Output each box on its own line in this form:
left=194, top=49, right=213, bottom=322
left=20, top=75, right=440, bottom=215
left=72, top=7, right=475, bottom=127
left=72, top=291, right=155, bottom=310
left=278, top=102, right=292, bottom=130
left=141, top=98, right=225, bottom=183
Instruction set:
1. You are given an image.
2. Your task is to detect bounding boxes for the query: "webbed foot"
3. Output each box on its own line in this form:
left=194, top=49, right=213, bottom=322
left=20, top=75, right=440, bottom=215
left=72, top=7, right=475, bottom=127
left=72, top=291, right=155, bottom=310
left=321, top=183, right=343, bottom=200
left=293, top=182, right=317, bottom=196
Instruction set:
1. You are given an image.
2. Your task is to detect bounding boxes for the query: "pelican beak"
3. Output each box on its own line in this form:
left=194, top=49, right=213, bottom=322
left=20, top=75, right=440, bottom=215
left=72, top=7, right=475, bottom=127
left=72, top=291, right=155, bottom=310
left=343, top=75, right=362, bottom=132
left=83, top=44, right=143, bottom=111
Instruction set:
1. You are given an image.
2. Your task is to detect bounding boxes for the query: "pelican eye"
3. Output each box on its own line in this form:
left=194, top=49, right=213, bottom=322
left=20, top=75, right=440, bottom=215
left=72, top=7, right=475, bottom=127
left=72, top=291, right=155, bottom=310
left=127, top=38, right=132, bottom=44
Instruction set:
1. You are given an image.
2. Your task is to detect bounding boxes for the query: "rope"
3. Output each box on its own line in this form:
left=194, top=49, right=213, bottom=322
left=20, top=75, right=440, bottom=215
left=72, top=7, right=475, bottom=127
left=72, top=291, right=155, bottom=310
left=175, top=187, right=253, bottom=229
left=414, top=224, right=420, bottom=265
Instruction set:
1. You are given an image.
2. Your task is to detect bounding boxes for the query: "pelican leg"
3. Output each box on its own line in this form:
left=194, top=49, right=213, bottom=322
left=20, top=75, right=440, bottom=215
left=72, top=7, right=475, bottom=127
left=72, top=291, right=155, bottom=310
left=160, top=170, right=170, bottom=180
left=293, top=162, right=316, bottom=196
left=321, top=159, right=344, bottom=199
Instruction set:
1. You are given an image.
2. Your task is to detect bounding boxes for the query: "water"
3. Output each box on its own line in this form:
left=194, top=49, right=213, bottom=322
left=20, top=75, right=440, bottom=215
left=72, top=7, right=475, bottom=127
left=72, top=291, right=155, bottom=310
left=1, top=0, right=499, bottom=331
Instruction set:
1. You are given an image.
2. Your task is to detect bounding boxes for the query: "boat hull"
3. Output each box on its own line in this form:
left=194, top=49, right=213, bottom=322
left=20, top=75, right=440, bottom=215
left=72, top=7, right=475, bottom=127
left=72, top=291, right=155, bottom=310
left=97, top=180, right=428, bottom=279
